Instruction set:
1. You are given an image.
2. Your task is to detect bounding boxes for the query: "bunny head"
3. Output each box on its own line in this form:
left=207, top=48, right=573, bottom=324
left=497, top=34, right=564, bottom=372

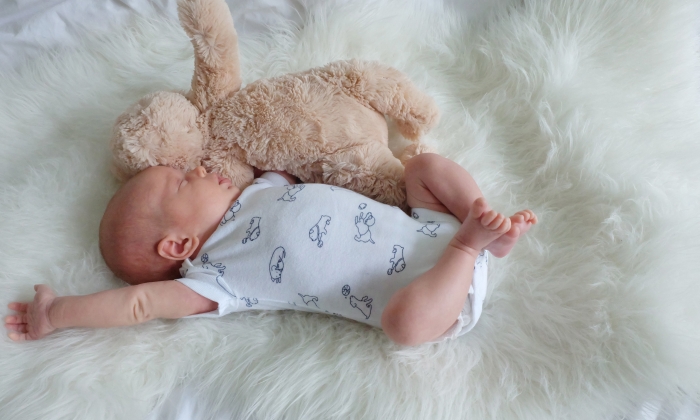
left=110, top=91, right=206, bottom=182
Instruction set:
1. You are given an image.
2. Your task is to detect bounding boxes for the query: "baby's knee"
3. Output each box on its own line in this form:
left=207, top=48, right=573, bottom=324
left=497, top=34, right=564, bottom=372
left=404, top=152, right=445, bottom=195
left=404, top=152, right=441, bottom=174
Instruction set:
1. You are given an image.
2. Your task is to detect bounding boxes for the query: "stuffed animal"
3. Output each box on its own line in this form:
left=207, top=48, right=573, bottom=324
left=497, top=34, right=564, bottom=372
left=110, top=0, right=439, bottom=208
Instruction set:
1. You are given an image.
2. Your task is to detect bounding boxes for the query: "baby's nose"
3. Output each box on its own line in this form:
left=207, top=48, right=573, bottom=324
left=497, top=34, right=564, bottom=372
left=189, top=166, right=207, bottom=177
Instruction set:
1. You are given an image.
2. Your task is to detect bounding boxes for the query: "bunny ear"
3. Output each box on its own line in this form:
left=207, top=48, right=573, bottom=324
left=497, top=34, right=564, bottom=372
left=178, top=0, right=242, bottom=112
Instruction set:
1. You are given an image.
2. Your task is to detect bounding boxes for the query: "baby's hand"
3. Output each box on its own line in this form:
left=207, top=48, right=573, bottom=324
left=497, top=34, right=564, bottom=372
left=5, top=284, right=57, bottom=342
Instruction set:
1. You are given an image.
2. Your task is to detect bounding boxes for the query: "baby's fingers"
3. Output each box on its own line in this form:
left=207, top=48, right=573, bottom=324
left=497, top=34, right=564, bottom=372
left=7, top=302, right=28, bottom=312
left=5, top=323, right=27, bottom=333
left=7, top=332, right=30, bottom=342
left=5, top=314, right=27, bottom=324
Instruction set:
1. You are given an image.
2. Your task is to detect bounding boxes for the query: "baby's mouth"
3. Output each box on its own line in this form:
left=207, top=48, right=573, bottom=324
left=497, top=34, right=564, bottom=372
left=217, top=174, right=232, bottom=185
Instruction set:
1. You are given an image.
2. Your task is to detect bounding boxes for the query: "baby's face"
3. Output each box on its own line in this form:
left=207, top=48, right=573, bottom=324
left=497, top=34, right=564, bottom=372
left=140, top=165, right=240, bottom=234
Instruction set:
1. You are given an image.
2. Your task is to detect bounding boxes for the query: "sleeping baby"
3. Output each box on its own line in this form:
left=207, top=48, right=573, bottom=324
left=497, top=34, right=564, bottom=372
left=5, top=153, right=536, bottom=346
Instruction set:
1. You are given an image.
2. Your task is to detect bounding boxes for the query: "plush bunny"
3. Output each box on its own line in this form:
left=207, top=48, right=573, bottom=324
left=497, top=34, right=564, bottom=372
left=110, top=0, right=439, bottom=208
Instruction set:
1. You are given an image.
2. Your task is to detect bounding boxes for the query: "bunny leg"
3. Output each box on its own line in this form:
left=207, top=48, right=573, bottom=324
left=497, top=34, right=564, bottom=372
left=318, top=60, right=440, bottom=140
left=320, top=142, right=408, bottom=210
left=178, top=0, right=242, bottom=111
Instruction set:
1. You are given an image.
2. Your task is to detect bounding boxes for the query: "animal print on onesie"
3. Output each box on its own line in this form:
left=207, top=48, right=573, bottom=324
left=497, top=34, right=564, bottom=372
left=178, top=173, right=489, bottom=342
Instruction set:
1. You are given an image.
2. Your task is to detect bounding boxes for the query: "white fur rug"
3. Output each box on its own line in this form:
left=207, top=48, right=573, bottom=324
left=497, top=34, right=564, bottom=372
left=2, top=0, right=700, bottom=418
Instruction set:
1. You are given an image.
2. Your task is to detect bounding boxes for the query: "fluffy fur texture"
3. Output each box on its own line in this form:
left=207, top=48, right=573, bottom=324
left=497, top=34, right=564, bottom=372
left=2, top=0, right=700, bottom=418
left=111, top=0, right=439, bottom=208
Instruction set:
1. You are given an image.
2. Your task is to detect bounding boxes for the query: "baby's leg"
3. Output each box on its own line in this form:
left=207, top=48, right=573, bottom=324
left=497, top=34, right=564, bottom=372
left=404, top=153, right=536, bottom=257
left=404, top=153, right=480, bottom=221
left=382, top=198, right=510, bottom=346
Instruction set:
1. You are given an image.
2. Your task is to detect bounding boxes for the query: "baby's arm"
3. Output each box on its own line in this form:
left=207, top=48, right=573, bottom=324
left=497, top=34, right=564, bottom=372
left=5, top=281, right=217, bottom=341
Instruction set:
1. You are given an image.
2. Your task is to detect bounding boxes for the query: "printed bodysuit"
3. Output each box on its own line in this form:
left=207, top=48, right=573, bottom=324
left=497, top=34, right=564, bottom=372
left=177, top=173, right=488, bottom=341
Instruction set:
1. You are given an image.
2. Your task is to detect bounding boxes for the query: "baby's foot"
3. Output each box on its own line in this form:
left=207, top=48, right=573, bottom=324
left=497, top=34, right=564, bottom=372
left=450, top=198, right=511, bottom=257
left=485, top=210, right=537, bottom=258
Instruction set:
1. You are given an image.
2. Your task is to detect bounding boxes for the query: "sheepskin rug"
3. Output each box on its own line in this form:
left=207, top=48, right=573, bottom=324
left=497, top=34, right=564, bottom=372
left=2, top=0, right=700, bottom=418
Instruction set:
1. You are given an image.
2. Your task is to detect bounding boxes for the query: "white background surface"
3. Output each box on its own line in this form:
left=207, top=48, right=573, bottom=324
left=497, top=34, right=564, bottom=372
left=1, top=1, right=698, bottom=419
left=0, top=0, right=505, bottom=73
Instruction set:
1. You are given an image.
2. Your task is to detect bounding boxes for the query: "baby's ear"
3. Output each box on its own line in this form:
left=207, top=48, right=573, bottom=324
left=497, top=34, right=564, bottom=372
left=157, top=234, right=201, bottom=261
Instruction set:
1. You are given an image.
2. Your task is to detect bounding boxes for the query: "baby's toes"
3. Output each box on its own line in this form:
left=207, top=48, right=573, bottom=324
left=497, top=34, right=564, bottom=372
left=516, top=210, right=537, bottom=224
left=494, top=215, right=511, bottom=234
left=483, top=212, right=511, bottom=233
left=511, top=213, right=525, bottom=225
left=528, top=210, right=538, bottom=224
left=480, top=209, right=498, bottom=226
left=485, top=213, right=505, bottom=230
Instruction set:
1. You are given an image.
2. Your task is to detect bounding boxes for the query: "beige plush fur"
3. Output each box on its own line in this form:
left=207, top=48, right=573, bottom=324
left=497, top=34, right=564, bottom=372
left=110, top=0, right=439, bottom=207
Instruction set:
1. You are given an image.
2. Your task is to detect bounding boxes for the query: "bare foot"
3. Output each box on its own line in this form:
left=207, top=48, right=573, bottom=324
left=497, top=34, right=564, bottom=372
left=450, top=198, right=511, bottom=257
left=485, top=210, right=537, bottom=258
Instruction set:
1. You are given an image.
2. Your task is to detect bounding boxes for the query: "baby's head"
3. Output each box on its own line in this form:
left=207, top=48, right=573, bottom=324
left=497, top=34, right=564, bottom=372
left=99, top=166, right=239, bottom=285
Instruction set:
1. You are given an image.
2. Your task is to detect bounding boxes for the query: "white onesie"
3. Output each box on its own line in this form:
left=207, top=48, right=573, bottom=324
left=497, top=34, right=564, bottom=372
left=178, top=172, right=488, bottom=342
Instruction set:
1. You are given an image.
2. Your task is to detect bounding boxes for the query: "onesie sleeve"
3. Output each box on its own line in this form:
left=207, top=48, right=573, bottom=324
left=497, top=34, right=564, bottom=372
left=176, top=260, right=240, bottom=318
left=254, top=172, right=291, bottom=187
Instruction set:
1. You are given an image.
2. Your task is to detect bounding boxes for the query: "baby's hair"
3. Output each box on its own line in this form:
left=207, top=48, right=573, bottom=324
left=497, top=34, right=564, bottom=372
left=99, top=170, right=180, bottom=285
